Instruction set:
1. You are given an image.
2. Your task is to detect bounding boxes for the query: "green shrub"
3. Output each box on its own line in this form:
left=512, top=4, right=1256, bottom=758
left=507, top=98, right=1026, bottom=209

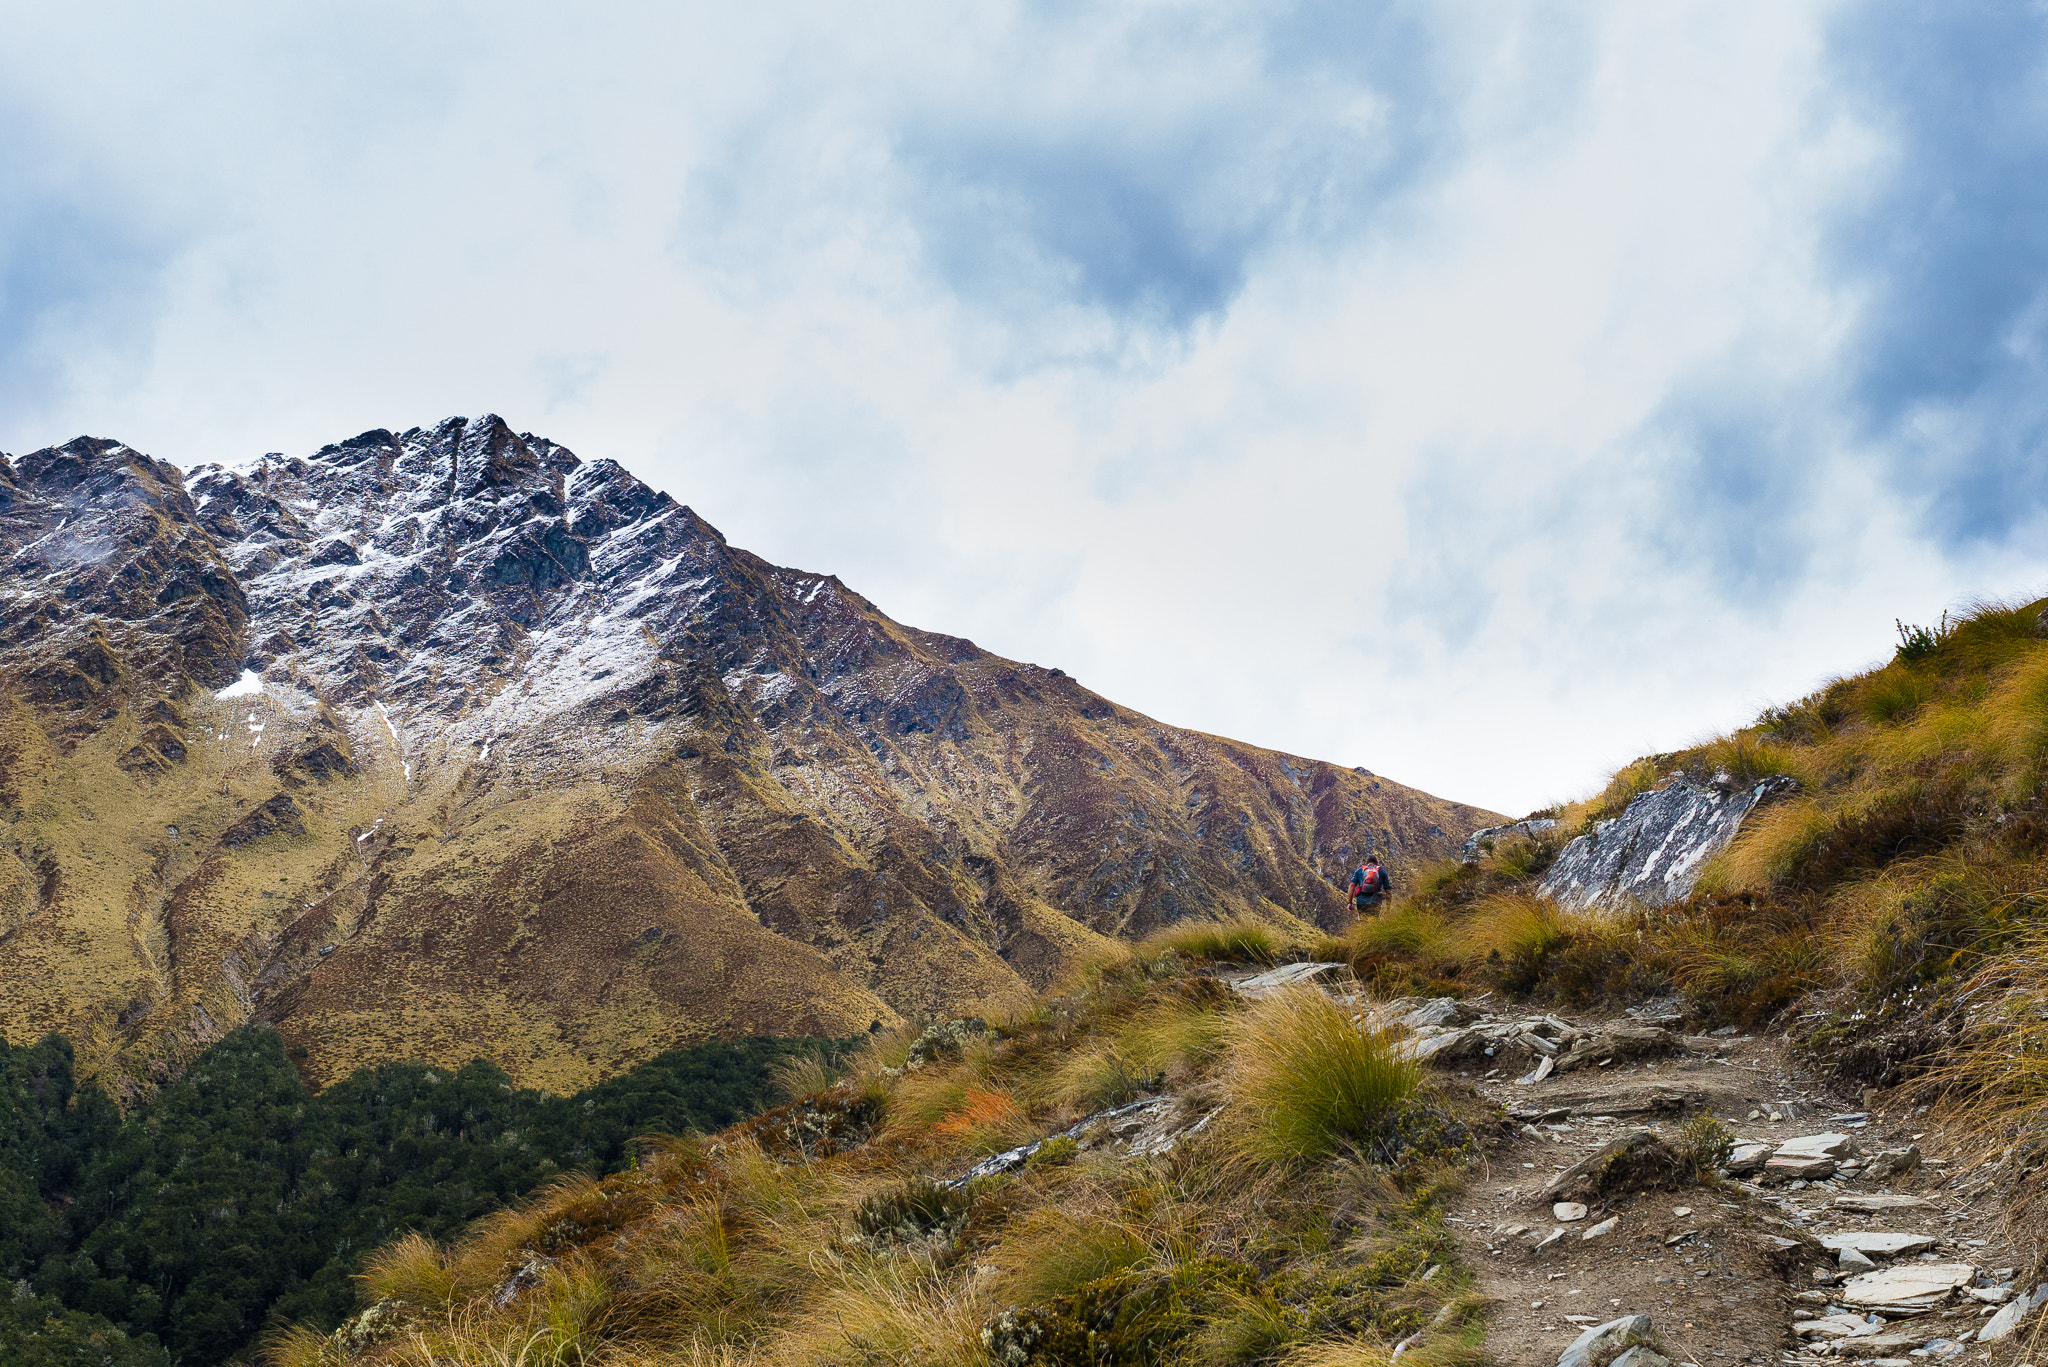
left=1025, top=1136, right=1079, bottom=1172
left=1678, top=1113, right=1735, bottom=1179
left=853, top=1180, right=974, bottom=1245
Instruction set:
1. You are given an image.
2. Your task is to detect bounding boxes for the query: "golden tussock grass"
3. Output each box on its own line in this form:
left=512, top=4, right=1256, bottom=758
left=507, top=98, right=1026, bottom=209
left=1223, top=984, right=1419, bottom=1166
left=1140, top=914, right=1312, bottom=967
left=264, top=939, right=1477, bottom=1367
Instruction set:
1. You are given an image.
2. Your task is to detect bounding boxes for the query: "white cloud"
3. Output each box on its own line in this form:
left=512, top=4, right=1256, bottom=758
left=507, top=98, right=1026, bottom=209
left=4, top=1, right=2046, bottom=815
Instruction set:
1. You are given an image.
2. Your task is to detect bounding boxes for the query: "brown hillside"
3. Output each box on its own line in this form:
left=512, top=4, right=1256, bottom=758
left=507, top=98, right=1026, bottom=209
left=0, top=418, right=1502, bottom=1095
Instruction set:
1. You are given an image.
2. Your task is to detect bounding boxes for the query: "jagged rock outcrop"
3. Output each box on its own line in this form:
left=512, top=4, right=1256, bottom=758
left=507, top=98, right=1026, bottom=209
left=1459, top=817, right=1558, bottom=861
left=1539, top=776, right=1796, bottom=910
left=0, top=418, right=1503, bottom=1093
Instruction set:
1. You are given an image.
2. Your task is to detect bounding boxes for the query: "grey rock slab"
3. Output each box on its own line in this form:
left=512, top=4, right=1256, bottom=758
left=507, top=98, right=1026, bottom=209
left=1776, top=1132, right=1857, bottom=1159
left=1726, top=1142, right=1772, bottom=1177
left=1838, top=1262, right=1976, bottom=1308
left=1762, top=1154, right=1838, bottom=1184
left=1553, top=1202, right=1588, bottom=1222
left=1838, top=1246, right=1878, bottom=1272
left=1518, top=1055, right=1556, bottom=1085
left=1833, top=1195, right=1933, bottom=1213
left=1864, top=1146, right=1921, bottom=1179
left=1581, top=1215, right=1619, bottom=1240
left=1539, top=775, right=1796, bottom=911
left=1835, top=1335, right=1945, bottom=1358
left=1792, top=1314, right=1885, bottom=1338
left=944, top=1095, right=1168, bottom=1186
left=1822, top=1232, right=1939, bottom=1257
left=1978, top=1296, right=2030, bottom=1341
left=1608, top=1348, right=1671, bottom=1367
left=1556, top=1314, right=1658, bottom=1367
left=1233, top=962, right=1346, bottom=998
left=1385, top=995, right=1482, bottom=1029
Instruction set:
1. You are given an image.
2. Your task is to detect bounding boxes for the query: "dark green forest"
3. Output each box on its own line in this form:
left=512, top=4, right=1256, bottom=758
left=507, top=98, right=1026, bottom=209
left=0, top=1028, right=854, bottom=1366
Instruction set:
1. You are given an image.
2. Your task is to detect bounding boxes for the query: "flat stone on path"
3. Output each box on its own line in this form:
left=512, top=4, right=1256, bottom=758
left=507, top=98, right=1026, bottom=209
left=1581, top=1215, right=1619, bottom=1240
left=1837, top=1262, right=1976, bottom=1309
left=1833, top=1194, right=1933, bottom=1213
left=1762, top=1153, right=1837, bottom=1183
left=1776, top=1132, right=1856, bottom=1158
left=1837, top=1246, right=1876, bottom=1272
left=1553, top=1202, right=1588, bottom=1222
left=1979, top=1295, right=2032, bottom=1341
left=1821, top=1232, right=1939, bottom=1257
left=1792, top=1313, right=1884, bottom=1339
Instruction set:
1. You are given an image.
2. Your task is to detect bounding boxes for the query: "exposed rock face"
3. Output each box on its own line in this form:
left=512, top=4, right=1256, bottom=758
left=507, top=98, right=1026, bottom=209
left=0, top=417, right=1502, bottom=1094
left=1539, top=777, right=1795, bottom=910
left=1459, top=817, right=1557, bottom=861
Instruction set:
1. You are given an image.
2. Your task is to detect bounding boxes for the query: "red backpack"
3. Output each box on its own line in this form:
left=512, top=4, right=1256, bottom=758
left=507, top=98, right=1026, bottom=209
left=1354, top=865, right=1380, bottom=893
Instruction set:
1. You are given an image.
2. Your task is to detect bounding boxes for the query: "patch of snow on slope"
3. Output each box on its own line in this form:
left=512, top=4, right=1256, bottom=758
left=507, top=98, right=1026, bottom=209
left=217, top=669, right=264, bottom=699
left=374, top=700, right=412, bottom=781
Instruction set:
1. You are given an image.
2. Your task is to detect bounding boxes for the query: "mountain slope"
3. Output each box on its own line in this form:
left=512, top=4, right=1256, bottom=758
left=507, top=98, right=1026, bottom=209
left=0, top=416, right=1501, bottom=1093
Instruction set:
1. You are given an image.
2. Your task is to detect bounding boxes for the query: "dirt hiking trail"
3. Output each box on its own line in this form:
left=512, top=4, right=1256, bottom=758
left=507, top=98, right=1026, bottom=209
left=1209, top=964, right=2041, bottom=1365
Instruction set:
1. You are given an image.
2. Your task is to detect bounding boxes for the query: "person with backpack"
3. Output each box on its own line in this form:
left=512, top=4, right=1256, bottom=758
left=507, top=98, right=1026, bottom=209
left=1349, top=855, right=1392, bottom=914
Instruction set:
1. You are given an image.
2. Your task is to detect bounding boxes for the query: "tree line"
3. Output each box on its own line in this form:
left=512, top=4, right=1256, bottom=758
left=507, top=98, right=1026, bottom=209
left=0, top=1027, right=853, bottom=1365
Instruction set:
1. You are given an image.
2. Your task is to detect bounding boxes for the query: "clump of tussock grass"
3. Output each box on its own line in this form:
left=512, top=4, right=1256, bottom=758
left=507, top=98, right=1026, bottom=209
left=768, top=1048, right=843, bottom=1102
left=985, top=1207, right=1154, bottom=1306
left=1448, top=895, right=1582, bottom=989
left=1348, top=902, right=1454, bottom=963
left=1141, top=915, right=1294, bottom=966
left=1224, top=984, right=1420, bottom=1166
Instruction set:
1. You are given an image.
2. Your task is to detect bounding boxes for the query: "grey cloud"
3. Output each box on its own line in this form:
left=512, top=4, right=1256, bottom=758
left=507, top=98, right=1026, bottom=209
left=1822, top=1, right=2048, bottom=544
left=0, top=104, right=179, bottom=416
left=685, top=3, right=1590, bottom=363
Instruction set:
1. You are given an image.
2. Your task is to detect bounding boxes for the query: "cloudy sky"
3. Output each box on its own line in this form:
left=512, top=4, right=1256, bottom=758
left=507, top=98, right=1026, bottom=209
left=5, top=2, right=2047, bottom=816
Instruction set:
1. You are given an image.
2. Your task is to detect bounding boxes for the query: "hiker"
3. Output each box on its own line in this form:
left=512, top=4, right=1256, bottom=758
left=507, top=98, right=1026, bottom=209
left=1349, top=855, right=1392, bottom=914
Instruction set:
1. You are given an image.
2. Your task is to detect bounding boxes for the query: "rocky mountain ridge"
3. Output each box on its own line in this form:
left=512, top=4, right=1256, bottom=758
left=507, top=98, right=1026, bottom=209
left=0, top=416, right=1500, bottom=1094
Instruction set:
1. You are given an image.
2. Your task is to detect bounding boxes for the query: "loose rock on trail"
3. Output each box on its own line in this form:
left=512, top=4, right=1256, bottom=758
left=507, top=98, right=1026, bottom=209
left=1252, top=975, right=2041, bottom=1364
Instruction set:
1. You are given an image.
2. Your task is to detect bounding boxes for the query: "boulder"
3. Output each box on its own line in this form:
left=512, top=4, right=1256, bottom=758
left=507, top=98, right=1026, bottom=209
left=1557, top=1025, right=1682, bottom=1071
left=1791, top=1313, right=1884, bottom=1339
left=1837, top=1246, right=1876, bottom=1272
left=1863, top=1146, right=1921, bottom=1180
left=1398, top=1027, right=1489, bottom=1065
left=1609, top=1348, right=1671, bottom=1367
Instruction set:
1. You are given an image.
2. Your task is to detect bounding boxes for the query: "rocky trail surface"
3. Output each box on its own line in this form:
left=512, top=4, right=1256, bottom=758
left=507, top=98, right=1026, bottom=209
left=1159, top=969, right=2045, bottom=1366
left=1391, top=991, right=2038, bottom=1366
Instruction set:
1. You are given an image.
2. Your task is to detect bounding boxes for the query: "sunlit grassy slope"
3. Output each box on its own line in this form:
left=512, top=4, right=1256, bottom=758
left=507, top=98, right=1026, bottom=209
left=1320, top=597, right=2048, bottom=1232
left=266, top=930, right=1487, bottom=1367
